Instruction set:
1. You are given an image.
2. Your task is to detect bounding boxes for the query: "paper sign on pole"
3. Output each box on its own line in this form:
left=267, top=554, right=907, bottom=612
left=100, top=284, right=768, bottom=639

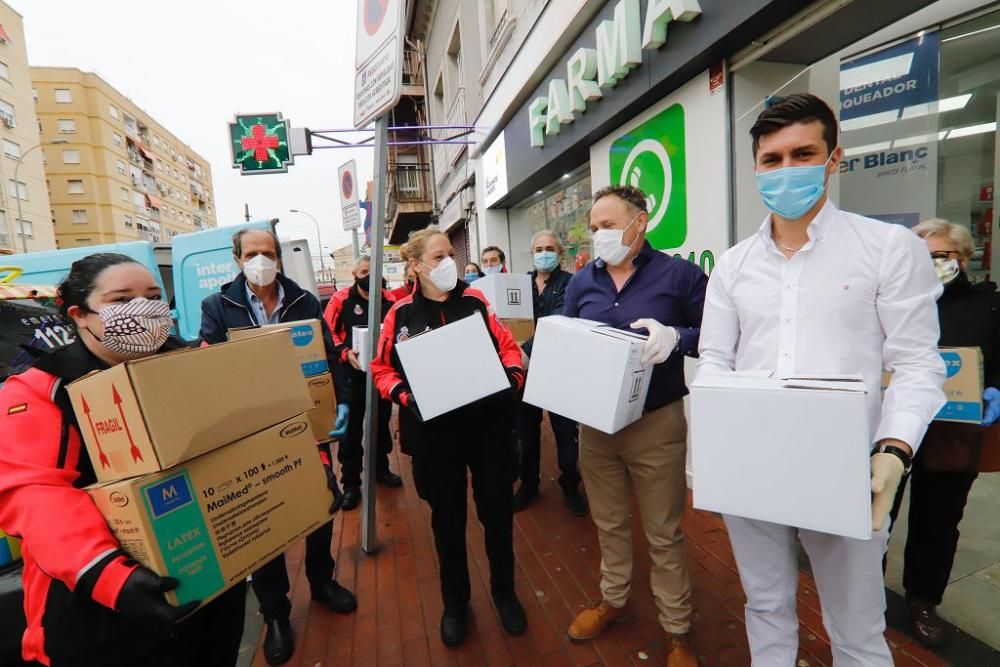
left=338, top=160, right=361, bottom=231
left=354, top=0, right=405, bottom=128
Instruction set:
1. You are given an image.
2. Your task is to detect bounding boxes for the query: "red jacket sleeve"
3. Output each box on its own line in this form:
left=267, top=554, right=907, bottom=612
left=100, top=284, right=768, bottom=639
left=323, top=288, right=352, bottom=363
left=0, top=371, right=135, bottom=608
left=370, top=299, right=406, bottom=401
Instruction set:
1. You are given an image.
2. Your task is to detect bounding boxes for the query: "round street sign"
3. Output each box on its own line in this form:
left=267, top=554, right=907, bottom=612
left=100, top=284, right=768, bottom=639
left=341, top=171, right=355, bottom=200
left=364, top=0, right=390, bottom=36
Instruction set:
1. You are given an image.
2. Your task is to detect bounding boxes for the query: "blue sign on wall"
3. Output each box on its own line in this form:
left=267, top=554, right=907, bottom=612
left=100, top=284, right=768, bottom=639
left=840, top=32, right=940, bottom=121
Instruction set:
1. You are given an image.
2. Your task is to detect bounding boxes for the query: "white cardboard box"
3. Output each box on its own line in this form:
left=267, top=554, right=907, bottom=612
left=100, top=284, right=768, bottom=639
left=474, top=273, right=534, bottom=319
left=690, top=372, right=872, bottom=540
left=523, top=316, right=652, bottom=434
left=352, top=326, right=371, bottom=372
left=396, top=315, right=509, bottom=420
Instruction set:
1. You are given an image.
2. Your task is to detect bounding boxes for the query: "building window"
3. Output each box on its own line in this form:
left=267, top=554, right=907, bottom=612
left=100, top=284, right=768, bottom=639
left=0, top=98, right=14, bottom=127
left=124, top=214, right=133, bottom=228
left=71, top=209, right=88, bottom=223
left=55, top=88, right=72, bottom=103
left=113, top=133, right=123, bottom=148
left=68, top=179, right=84, bottom=195
left=58, top=118, right=76, bottom=133
left=17, top=219, right=33, bottom=238
left=2, top=139, right=19, bottom=159
left=117, top=160, right=126, bottom=175
left=109, top=104, right=119, bottom=119
left=0, top=61, right=9, bottom=82
left=62, top=149, right=80, bottom=164
left=8, top=179, right=26, bottom=200
left=486, top=0, right=511, bottom=49
left=120, top=186, right=129, bottom=201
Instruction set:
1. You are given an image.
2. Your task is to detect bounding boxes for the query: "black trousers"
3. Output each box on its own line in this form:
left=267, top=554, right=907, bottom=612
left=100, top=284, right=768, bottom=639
left=251, top=520, right=335, bottom=620
left=889, top=451, right=978, bottom=606
left=518, top=402, right=581, bottom=490
left=339, top=369, right=393, bottom=488
left=411, top=421, right=516, bottom=612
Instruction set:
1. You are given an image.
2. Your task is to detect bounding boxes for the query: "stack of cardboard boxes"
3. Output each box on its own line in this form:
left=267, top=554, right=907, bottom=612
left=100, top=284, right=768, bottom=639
left=71, top=331, right=332, bottom=606
left=475, top=274, right=536, bottom=343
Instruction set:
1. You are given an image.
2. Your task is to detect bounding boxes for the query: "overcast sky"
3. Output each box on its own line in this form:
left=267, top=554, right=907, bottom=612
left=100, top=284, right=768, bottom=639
left=18, top=0, right=374, bottom=262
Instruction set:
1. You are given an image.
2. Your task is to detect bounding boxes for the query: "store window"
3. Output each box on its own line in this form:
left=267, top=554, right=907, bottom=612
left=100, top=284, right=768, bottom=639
left=509, top=165, right=593, bottom=273
left=733, top=6, right=1000, bottom=282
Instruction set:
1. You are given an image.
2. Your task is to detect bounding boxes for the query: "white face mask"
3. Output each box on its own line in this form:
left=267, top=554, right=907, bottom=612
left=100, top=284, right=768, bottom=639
left=243, top=255, right=278, bottom=287
left=95, top=298, right=172, bottom=359
left=423, top=256, right=458, bottom=292
left=934, top=257, right=960, bottom=285
left=593, top=213, right=642, bottom=266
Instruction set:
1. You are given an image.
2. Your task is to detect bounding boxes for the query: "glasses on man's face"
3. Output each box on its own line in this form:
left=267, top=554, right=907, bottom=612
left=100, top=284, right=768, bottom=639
left=930, top=251, right=961, bottom=260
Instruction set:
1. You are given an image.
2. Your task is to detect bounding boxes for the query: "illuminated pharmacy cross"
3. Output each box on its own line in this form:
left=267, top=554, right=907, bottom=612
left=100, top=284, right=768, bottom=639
left=241, top=124, right=279, bottom=162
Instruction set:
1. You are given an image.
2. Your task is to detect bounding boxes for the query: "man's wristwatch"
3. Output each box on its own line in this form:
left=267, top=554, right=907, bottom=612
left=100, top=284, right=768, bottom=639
left=872, top=443, right=913, bottom=474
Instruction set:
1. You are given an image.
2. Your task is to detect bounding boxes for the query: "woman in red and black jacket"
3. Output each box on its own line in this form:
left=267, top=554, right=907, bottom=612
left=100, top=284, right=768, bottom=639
left=0, top=253, right=246, bottom=667
left=370, top=228, right=527, bottom=649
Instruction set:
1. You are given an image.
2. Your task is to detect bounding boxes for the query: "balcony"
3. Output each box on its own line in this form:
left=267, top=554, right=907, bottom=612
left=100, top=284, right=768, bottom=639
left=386, top=161, right=434, bottom=245
left=433, top=88, right=467, bottom=184
left=401, top=50, right=424, bottom=95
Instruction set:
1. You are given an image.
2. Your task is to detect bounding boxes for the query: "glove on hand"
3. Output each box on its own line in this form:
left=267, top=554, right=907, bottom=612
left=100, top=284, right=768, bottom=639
left=630, top=318, right=679, bottom=366
left=391, top=384, right=423, bottom=422
left=116, top=565, right=200, bottom=630
left=505, top=366, right=525, bottom=393
left=329, top=404, right=350, bottom=439
left=870, top=452, right=905, bottom=531
left=983, top=387, right=1000, bottom=426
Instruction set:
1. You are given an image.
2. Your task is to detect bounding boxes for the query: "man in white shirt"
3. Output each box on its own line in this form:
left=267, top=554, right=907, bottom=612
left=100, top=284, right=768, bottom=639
left=698, top=94, right=945, bottom=665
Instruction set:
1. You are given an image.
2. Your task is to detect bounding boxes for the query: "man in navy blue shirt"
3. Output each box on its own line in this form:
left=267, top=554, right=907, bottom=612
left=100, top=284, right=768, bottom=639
left=563, top=185, right=706, bottom=667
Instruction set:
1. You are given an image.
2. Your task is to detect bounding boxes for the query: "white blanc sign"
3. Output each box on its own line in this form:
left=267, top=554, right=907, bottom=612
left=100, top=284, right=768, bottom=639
left=354, top=0, right=404, bottom=128
left=483, top=131, right=509, bottom=208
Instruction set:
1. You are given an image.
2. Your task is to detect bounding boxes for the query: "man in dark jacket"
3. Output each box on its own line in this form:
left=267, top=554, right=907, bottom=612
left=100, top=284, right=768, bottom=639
left=514, top=230, right=587, bottom=516
left=323, top=255, right=401, bottom=511
left=200, top=228, right=356, bottom=666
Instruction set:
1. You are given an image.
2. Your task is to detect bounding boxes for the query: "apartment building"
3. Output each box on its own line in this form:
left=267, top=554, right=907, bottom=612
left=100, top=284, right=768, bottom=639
left=32, top=67, right=217, bottom=249
left=0, top=2, right=53, bottom=253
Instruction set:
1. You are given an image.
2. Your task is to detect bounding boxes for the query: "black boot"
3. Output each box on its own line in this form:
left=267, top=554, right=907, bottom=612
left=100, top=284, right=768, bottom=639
left=907, top=594, right=949, bottom=647
left=563, top=486, right=589, bottom=517
left=262, top=616, right=294, bottom=665
left=341, top=486, right=361, bottom=510
left=494, top=592, right=527, bottom=636
left=440, top=606, right=468, bottom=647
left=376, top=469, right=403, bottom=487
left=512, top=483, right=539, bottom=513
left=311, top=580, right=358, bottom=613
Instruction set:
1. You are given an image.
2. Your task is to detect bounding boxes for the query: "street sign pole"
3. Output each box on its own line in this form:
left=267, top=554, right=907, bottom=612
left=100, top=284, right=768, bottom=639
left=361, top=115, right=388, bottom=554
left=352, top=229, right=361, bottom=261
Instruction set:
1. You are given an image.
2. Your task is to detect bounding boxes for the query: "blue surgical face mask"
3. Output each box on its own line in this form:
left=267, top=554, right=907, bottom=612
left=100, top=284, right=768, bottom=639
left=463, top=272, right=480, bottom=283
left=756, top=154, right=834, bottom=221
left=533, top=251, right=559, bottom=272
left=483, top=265, right=503, bottom=276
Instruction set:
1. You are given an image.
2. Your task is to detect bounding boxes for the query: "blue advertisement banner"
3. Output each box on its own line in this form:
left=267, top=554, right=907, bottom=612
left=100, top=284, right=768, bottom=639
left=840, top=32, right=940, bottom=121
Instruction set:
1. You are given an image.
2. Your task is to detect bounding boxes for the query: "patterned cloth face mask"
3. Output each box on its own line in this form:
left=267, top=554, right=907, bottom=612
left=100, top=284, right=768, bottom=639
left=96, top=297, right=172, bottom=358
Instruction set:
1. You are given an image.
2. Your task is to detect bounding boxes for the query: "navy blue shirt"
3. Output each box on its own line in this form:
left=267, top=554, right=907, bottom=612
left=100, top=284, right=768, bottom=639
left=563, top=242, right=707, bottom=411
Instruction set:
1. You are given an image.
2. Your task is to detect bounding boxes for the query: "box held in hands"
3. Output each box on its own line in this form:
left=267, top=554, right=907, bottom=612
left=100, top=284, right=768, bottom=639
left=228, top=319, right=329, bottom=378
left=474, top=274, right=534, bottom=319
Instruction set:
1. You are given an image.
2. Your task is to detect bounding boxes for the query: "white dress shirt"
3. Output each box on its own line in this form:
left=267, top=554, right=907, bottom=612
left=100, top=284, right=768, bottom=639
left=698, top=199, right=945, bottom=450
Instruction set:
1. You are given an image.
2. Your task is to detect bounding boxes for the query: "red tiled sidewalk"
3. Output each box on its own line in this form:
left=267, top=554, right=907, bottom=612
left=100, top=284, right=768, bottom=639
left=252, top=424, right=946, bottom=667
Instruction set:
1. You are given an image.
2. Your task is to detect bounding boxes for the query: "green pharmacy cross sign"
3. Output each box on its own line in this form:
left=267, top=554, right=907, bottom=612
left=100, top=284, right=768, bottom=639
left=229, top=113, right=294, bottom=175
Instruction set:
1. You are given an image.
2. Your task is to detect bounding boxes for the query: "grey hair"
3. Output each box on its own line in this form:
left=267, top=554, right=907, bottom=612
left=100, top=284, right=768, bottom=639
left=912, top=218, right=974, bottom=259
left=232, top=228, right=283, bottom=262
left=529, top=229, right=564, bottom=255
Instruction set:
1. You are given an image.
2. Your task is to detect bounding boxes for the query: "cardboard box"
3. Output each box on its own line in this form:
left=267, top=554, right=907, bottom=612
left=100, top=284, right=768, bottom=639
left=228, top=319, right=329, bottom=378
left=474, top=273, right=534, bottom=319
left=88, top=415, right=330, bottom=606
left=502, top=318, right=535, bottom=344
left=352, top=325, right=371, bottom=372
left=306, top=373, right=336, bottom=442
left=68, top=331, right=312, bottom=482
left=882, top=347, right=984, bottom=424
left=0, top=530, right=20, bottom=567
left=690, top=372, right=872, bottom=540
left=396, top=314, right=509, bottom=420
left=523, top=316, right=652, bottom=434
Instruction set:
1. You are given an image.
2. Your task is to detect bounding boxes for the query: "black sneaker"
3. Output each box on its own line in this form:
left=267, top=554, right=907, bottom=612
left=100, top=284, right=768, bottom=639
left=563, top=487, right=589, bottom=517
left=512, top=483, right=539, bottom=513
left=376, top=470, right=403, bottom=487
left=494, top=593, right=527, bottom=636
left=341, top=486, right=361, bottom=510
left=440, top=606, right=468, bottom=647
left=311, top=580, right=358, bottom=613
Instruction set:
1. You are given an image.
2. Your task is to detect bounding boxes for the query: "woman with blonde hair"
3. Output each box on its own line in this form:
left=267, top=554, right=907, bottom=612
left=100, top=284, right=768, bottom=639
left=370, top=228, right=527, bottom=647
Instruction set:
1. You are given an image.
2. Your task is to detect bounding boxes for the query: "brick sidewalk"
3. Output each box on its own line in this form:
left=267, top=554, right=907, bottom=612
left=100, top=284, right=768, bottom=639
left=251, top=428, right=946, bottom=667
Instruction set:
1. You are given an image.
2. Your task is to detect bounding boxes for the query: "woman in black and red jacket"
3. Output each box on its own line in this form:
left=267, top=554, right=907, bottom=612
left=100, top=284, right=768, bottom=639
left=0, top=253, right=245, bottom=667
left=370, top=228, right=527, bottom=648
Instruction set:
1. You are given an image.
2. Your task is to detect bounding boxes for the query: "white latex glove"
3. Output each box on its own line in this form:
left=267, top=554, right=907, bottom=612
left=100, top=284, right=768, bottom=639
left=870, top=453, right=904, bottom=531
left=630, top=318, right=679, bottom=366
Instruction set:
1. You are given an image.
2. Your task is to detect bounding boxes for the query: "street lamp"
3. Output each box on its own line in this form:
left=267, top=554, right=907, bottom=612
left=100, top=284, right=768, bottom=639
left=15, top=139, right=68, bottom=253
left=287, top=209, right=327, bottom=276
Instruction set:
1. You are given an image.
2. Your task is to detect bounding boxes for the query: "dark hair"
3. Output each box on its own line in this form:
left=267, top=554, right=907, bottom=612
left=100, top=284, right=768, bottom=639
left=465, top=262, right=484, bottom=277
left=481, top=245, right=506, bottom=265
left=750, top=94, right=838, bottom=157
left=593, top=184, right=648, bottom=213
left=56, top=253, right=140, bottom=317
left=232, top=228, right=283, bottom=263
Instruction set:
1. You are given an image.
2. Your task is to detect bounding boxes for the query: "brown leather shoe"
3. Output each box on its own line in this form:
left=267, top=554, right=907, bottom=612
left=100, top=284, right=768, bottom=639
left=567, top=600, right=629, bottom=641
left=907, top=595, right=949, bottom=647
left=666, top=633, right=699, bottom=667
